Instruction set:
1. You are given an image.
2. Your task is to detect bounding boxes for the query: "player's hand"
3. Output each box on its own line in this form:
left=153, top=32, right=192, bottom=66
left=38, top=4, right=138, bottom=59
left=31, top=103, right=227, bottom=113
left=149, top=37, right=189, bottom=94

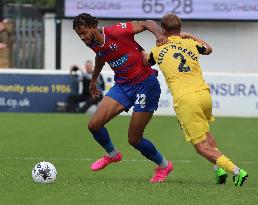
left=89, top=81, right=101, bottom=100
left=156, top=35, right=168, bottom=46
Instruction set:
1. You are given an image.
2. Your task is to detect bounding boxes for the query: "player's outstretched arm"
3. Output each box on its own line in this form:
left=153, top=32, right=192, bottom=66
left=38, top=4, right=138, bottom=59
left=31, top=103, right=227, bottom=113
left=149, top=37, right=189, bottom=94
left=131, top=20, right=167, bottom=46
left=89, top=55, right=105, bottom=99
left=180, top=32, right=212, bottom=55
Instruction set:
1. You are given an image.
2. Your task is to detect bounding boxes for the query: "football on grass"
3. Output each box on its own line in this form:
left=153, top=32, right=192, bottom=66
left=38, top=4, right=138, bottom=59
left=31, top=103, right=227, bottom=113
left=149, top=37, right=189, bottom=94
left=32, top=161, right=57, bottom=184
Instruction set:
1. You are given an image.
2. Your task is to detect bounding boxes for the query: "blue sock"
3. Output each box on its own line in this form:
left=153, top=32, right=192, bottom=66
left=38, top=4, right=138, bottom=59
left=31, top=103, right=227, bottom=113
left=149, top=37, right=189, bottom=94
left=90, top=127, right=115, bottom=153
left=132, top=137, right=163, bottom=165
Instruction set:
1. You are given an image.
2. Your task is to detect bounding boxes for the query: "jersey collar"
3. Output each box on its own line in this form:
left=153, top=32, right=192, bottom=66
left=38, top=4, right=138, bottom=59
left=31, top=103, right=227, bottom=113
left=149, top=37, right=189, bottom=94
left=168, top=36, right=181, bottom=41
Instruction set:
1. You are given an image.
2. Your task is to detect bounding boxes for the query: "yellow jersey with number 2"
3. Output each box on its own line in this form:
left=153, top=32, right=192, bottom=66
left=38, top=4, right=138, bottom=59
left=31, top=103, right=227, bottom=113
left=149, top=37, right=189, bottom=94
left=148, top=36, right=209, bottom=103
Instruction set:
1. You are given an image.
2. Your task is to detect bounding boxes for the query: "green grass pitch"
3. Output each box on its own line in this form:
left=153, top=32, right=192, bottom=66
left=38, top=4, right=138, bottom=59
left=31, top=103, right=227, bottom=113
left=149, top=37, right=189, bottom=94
left=0, top=113, right=258, bottom=205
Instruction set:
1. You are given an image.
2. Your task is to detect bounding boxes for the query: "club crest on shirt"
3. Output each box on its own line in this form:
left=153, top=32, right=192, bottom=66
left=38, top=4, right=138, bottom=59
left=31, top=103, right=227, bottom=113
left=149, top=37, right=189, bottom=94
left=97, top=44, right=118, bottom=57
left=120, top=23, right=126, bottom=29
left=109, top=43, right=118, bottom=51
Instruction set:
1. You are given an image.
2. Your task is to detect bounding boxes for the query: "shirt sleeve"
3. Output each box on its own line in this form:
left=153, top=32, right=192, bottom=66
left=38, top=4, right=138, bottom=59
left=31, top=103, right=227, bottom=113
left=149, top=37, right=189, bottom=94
left=147, top=52, right=156, bottom=66
left=194, top=40, right=206, bottom=54
left=108, top=22, right=134, bottom=39
left=196, top=45, right=206, bottom=54
left=186, top=38, right=206, bottom=54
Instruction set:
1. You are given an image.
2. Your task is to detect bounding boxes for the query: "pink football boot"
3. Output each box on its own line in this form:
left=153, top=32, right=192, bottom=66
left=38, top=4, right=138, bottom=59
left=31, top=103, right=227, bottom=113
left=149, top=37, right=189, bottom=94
left=150, top=161, right=174, bottom=183
left=90, top=152, right=122, bottom=171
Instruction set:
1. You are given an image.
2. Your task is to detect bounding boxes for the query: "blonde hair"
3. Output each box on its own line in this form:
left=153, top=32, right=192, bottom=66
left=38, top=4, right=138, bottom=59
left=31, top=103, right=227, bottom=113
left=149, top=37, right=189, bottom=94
left=161, top=13, right=181, bottom=33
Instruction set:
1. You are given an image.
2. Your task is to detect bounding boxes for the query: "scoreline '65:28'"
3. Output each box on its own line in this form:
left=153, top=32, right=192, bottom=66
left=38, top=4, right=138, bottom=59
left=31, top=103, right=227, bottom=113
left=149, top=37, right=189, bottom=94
left=142, top=0, right=193, bottom=14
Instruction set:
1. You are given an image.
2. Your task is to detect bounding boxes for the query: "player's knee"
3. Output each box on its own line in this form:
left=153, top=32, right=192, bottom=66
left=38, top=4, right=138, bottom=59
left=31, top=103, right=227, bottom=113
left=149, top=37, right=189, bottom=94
left=128, top=128, right=143, bottom=145
left=128, top=136, right=141, bottom=146
left=88, top=119, right=101, bottom=132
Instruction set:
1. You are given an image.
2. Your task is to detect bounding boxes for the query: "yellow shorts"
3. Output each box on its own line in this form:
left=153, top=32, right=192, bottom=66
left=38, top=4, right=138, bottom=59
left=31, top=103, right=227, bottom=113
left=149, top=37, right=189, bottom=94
left=174, top=89, right=215, bottom=145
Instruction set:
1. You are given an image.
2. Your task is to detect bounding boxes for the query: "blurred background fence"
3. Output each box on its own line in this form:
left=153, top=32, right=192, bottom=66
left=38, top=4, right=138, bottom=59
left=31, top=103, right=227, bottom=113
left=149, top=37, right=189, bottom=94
left=13, top=18, right=44, bottom=69
left=0, top=1, right=53, bottom=69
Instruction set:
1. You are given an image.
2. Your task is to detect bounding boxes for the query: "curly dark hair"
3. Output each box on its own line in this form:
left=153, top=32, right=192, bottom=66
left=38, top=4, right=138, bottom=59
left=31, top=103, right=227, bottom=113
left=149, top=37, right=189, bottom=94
left=73, top=13, right=99, bottom=29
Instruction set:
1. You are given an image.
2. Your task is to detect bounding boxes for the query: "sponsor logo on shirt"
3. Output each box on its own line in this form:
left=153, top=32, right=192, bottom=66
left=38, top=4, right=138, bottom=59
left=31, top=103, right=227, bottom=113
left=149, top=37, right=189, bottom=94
left=108, top=55, right=128, bottom=69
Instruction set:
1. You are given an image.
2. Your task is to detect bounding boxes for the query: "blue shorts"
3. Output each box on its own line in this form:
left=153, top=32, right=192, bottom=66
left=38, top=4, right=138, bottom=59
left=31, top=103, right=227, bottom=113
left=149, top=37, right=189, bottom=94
left=106, top=74, right=161, bottom=112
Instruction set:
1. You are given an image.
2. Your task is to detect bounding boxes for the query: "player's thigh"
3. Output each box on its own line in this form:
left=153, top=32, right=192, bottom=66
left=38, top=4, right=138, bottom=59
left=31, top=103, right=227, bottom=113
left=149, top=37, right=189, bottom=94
left=174, top=92, right=210, bottom=144
left=133, top=75, right=161, bottom=112
left=128, top=112, right=153, bottom=144
left=88, top=96, right=125, bottom=131
left=106, top=84, right=134, bottom=111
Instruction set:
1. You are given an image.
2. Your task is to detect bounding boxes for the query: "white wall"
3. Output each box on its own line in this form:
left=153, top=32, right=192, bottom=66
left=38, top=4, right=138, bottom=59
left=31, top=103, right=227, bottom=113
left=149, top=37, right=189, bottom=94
left=44, top=14, right=56, bottom=70
left=44, top=16, right=258, bottom=73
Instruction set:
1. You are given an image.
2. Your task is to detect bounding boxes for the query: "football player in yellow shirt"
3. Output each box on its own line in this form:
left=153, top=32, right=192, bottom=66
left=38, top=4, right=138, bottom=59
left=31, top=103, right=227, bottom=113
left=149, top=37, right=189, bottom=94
left=143, top=13, right=248, bottom=186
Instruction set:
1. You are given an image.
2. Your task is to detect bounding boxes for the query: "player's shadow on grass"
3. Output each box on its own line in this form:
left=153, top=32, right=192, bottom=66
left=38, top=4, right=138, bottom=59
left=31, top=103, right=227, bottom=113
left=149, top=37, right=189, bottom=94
left=81, top=174, right=214, bottom=186
left=85, top=175, right=148, bottom=183
left=167, top=177, right=219, bottom=186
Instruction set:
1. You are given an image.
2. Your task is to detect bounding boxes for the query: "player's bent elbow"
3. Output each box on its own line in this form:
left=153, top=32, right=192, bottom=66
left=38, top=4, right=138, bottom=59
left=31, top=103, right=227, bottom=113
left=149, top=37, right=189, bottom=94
left=206, top=47, right=212, bottom=55
left=203, top=46, right=212, bottom=55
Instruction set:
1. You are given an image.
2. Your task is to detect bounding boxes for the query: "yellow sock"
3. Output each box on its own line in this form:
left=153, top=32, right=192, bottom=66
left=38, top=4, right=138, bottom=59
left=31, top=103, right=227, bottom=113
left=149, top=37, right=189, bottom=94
left=216, top=155, right=236, bottom=173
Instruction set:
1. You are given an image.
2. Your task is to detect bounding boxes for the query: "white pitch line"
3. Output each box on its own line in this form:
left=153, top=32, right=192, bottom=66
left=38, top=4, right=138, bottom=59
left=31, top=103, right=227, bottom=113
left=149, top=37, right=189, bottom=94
left=0, top=156, right=258, bottom=165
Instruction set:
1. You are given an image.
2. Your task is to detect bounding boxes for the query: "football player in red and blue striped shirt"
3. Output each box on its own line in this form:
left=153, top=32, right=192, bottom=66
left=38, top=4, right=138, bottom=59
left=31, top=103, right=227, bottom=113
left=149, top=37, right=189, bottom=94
left=73, top=13, right=173, bottom=183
